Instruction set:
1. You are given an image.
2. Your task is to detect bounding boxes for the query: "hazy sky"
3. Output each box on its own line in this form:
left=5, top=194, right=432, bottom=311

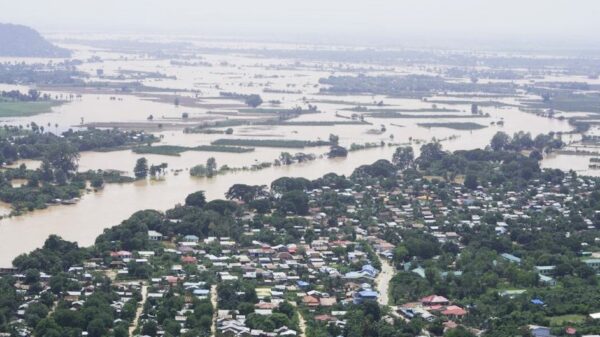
left=2, top=0, right=599, bottom=47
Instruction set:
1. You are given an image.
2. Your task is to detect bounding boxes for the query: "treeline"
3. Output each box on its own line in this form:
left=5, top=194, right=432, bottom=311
left=319, top=74, right=518, bottom=98
left=0, top=126, right=157, bottom=164
left=1, top=89, right=51, bottom=102
left=0, top=61, right=84, bottom=85
left=212, top=138, right=332, bottom=149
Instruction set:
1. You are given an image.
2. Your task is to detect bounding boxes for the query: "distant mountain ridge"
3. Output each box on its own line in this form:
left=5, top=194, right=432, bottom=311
left=0, top=23, right=70, bottom=57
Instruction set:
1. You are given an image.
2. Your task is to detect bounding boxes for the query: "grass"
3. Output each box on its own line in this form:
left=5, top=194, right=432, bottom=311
left=521, top=93, right=600, bottom=113
left=272, top=120, right=368, bottom=126
left=417, top=122, right=487, bottom=130
left=0, top=101, right=62, bottom=117
left=426, top=99, right=515, bottom=107
left=344, top=107, right=460, bottom=113
left=238, top=108, right=318, bottom=114
left=368, top=112, right=487, bottom=119
left=547, top=314, right=586, bottom=326
left=212, top=138, right=331, bottom=148
left=192, top=145, right=254, bottom=153
left=132, top=145, right=254, bottom=156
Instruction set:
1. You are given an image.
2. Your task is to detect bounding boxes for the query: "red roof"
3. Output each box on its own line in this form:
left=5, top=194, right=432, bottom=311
left=314, top=314, right=335, bottom=321
left=565, top=327, right=577, bottom=335
left=442, top=305, right=467, bottom=316
left=421, top=295, right=449, bottom=304
left=181, top=256, right=197, bottom=264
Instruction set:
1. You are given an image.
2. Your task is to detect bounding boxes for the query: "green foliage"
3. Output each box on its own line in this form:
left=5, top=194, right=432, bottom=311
left=278, top=190, right=309, bottom=215
left=185, top=191, right=206, bottom=208
left=12, top=235, right=86, bottom=273
left=212, top=138, right=331, bottom=148
left=134, top=157, right=148, bottom=179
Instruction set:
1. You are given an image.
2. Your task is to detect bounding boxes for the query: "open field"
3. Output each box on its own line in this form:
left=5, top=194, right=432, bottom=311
left=0, top=100, right=61, bottom=117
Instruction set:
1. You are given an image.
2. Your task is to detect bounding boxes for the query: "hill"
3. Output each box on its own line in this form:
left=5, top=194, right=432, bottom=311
left=0, top=23, right=70, bottom=57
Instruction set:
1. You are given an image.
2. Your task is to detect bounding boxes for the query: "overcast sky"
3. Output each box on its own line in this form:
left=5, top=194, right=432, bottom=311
left=2, top=0, right=599, bottom=48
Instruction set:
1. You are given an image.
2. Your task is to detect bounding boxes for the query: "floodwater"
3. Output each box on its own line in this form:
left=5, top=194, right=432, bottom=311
left=0, top=40, right=585, bottom=266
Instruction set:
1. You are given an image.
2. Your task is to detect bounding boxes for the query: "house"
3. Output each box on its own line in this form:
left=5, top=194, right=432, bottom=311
left=302, top=295, right=319, bottom=307
left=538, top=274, right=556, bottom=286
left=183, top=235, right=199, bottom=242
left=148, top=230, right=163, bottom=241
left=441, top=305, right=467, bottom=318
left=583, top=259, right=600, bottom=273
left=319, top=297, right=337, bottom=307
left=361, top=264, right=378, bottom=278
left=181, top=256, right=197, bottom=264
left=110, top=251, right=132, bottom=259
left=353, top=290, right=378, bottom=304
left=535, top=266, right=556, bottom=275
left=529, top=326, right=554, bottom=337
left=501, top=253, right=522, bottom=264
left=421, top=295, right=449, bottom=306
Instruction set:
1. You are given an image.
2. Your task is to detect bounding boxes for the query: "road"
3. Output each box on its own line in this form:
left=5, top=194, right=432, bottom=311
left=375, top=259, right=395, bottom=306
left=130, top=282, right=148, bottom=337
left=210, top=284, right=217, bottom=337
left=298, top=311, right=307, bottom=337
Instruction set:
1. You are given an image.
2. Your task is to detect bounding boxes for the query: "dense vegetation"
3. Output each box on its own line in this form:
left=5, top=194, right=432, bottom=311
left=0, top=23, right=70, bottom=57
left=212, top=138, right=332, bottom=148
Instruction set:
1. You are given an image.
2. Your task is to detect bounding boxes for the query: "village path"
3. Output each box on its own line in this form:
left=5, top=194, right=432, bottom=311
left=298, top=311, right=307, bottom=337
left=375, top=260, right=427, bottom=335
left=130, top=282, right=148, bottom=337
left=376, top=259, right=395, bottom=306
left=210, top=284, right=218, bottom=337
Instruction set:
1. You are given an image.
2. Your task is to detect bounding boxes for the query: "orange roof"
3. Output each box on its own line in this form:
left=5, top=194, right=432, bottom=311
left=421, top=295, right=449, bottom=304
left=442, top=305, right=467, bottom=316
left=302, top=295, right=319, bottom=306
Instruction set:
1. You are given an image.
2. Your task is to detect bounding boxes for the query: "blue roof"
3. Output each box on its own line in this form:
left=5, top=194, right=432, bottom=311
left=358, top=290, right=378, bottom=298
left=531, top=298, right=544, bottom=305
left=361, top=264, right=378, bottom=275
left=296, top=280, right=310, bottom=287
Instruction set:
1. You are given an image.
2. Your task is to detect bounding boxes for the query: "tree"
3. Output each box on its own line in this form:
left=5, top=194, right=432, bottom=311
left=328, top=145, right=348, bottom=158
left=464, top=174, right=478, bottom=190
left=141, top=320, right=158, bottom=337
left=185, top=191, right=206, bottom=208
left=392, top=146, right=414, bottom=170
left=244, top=94, right=263, bottom=108
left=271, top=177, right=311, bottom=194
left=529, top=149, right=543, bottom=161
left=419, top=142, right=444, bottom=162
left=87, top=319, right=108, bottom=337
left=206, top=157, right=217, bottom=177
left=275, top=301, right=295, bottom=319
left=278, top=190, right=309, bottom=215
left=90, top=176, right=104, bottom=189
left=134, top=157, right=148, bottom=179
left=113, top=325, right=128, bottom=337
left=279, top=152, right=293, bottom=165
left=329, top=134, right=340, bottom=145
left=445, top=326, right=476, bottom=337
left=226, top=184, right=266, bottom=203
left=491, top=131, right=510, bottom=151
left=45, top=142, right=80, bottom=177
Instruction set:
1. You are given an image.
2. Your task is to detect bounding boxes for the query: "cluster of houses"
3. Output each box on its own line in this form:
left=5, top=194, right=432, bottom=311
left=1, top=168, right=599, bottom=337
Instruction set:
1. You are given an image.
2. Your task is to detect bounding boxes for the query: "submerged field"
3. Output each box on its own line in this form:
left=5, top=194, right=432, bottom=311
left=0, top=100, right=61, bottom=117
